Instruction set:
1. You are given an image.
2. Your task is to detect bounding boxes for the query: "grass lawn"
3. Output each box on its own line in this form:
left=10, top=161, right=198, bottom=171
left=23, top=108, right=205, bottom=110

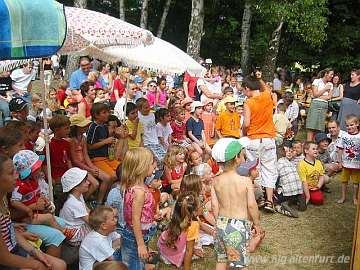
left=32, top=80, right=356, bottom=270
left=155, top=178, right=356, bottom=270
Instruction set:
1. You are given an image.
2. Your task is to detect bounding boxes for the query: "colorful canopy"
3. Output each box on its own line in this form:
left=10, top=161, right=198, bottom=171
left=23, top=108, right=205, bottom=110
left=59, top=6, right=154, bottom=55
left=0, top=0, right=66, bottom=59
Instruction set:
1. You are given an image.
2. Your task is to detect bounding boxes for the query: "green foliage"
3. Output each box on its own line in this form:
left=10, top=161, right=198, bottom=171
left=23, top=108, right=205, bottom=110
left=56, top=0, right=359, bottom=75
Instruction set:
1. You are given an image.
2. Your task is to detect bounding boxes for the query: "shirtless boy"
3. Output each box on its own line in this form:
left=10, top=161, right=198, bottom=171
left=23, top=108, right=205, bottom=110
left=211, top=138, right=263, bottom=269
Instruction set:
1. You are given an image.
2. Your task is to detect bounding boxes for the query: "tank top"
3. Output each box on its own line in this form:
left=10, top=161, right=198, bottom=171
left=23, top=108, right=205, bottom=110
left=80, top=98, right=91, bottom=118
left=124, top=185, right=155, bottom=230
left=72, top=136, right=86, bottom=164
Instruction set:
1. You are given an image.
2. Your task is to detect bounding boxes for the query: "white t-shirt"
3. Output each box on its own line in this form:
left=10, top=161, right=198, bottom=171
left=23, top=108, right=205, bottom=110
left=327, top=130, right=346, bottom=162
left=60, top=194, right=88, bottom=227
left=273, top=78, right=282, bottom=91
left=156, top=122, right=173, bottom=149
left=336, top=132, right=360, bottom=169
left=10, top=68, right=35, bottom=92
left=312, top=78, right=332, bottom=99
left=138, top=112, right=158, bottom=145
left=51, top=55, right=59, bottom=67
left=113, top=97, right=126, bottom=120
left=79, top=231, right=120, bottom=270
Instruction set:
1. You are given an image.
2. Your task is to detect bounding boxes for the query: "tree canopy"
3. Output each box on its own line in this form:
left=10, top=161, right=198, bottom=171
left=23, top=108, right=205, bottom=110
left=58, top=0, right=359, bottom=75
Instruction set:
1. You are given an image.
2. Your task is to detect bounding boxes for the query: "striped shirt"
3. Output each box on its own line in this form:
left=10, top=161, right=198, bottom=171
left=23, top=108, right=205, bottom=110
left=0, top=212, right=16, bottom=252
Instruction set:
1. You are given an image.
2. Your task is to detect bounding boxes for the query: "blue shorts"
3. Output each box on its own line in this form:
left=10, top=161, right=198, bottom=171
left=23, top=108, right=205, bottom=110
left=26, top=216, right=66, bottom=247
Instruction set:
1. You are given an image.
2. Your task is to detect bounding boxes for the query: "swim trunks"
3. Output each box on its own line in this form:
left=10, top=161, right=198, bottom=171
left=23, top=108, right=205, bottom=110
left=214, top=216, right=251, bottom=268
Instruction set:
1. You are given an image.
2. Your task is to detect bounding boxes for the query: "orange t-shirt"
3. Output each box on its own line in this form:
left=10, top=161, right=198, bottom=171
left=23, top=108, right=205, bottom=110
left=246, top=91, right=276, bottom=139
left=215, top=110, right=241, bottom=138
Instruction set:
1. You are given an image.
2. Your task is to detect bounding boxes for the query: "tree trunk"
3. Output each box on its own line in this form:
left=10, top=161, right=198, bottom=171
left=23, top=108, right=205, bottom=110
left=66, top=0, right=87, bottom=79
left=74, top=0, right=87, bottom=8
left=262, top=20, right=284, bottom=82
left=119, top=0, right=125, bottom=21
left=186, top=0, right=204, bottom=61
left=156, top=0, right=173, bottom=38
left=240, top=0, right=252, bottom=76
left=140, top=0, right=149, bottom=29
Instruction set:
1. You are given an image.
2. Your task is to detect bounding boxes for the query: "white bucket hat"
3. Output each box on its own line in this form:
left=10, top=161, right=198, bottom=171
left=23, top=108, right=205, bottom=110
left=61, top=167, right=88, bottom=192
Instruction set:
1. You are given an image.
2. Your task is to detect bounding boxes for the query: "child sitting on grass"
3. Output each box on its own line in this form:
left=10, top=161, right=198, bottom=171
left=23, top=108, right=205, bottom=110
left=186, top=101, right=211, bottom=156
left=87, top=103, right=119, bottom=198
left=59, top=168, right=92, bottom=246
left=336, top=114, right=360, bottom=205
left=125, top=102, right=143, bottom=149
left=275, top=144, right=306, bottom=216
left=157, top=192, right=200, bottom=269
left=69, top=114, right=110, bottom=204
left=11, top=150, right=77, bottom=240
left=297, top=141, right=328, bottom=205
left=155, top=108, right=173, bottom=151
left=315, top=132, right=342, bottom=181
left=136, top=98, right=166, bottom=166
left=211, top=138, right=263, bottom=269
left=291, top=140, right=304, bottom=167
left=79, top=206, right=122, bottom=270
left=162, top=145, right=187, bottom=193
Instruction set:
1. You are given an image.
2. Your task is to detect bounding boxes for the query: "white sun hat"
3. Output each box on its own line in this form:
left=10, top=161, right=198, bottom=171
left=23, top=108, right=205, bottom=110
left=61, top=167, right=88, bottom=192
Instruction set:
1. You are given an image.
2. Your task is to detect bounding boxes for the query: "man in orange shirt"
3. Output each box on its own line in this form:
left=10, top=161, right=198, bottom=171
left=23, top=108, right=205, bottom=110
left=243, top=76, right=278, bottom=213
left=215, top=96, right=241, bottom=139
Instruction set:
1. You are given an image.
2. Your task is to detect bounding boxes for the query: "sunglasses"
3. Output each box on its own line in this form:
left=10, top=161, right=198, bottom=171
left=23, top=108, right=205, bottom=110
left=149, top=84, right=157, bottom=87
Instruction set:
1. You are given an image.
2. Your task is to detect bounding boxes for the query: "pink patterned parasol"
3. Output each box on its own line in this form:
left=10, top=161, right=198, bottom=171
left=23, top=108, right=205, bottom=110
left=59, top=7, right=154, bottom=54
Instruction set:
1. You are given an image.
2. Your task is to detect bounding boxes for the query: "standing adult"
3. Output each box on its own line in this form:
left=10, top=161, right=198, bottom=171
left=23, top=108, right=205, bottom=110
left=78, top=81, right=96, bottom=120
left=183, top=71, right=199, bottom=100
left=278, top=91, right=299, bottom=135
left=243, top=76, right=277, bottom=213
left=0, top=71, right=12, bottom=127
left=306, top=68, right=334, bottom=141
left=51, top=54, right=60, bottom=79
left=113, top=82, right=142, bottom=120
left=337, top=69, right=360, bottom=130
left=69, top=56, right=92, bottom=101
left=99, top=63, right=111, bottom=90
left=42, top=57, right=53, bottom=90
left=328, top=73, right=344, bottom=120
left=273, top=72, right=282, bottom=92
left=10, top=62, right=35, bottom=103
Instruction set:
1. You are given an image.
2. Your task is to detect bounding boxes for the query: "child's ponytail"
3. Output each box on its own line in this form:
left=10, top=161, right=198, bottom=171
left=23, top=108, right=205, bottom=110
left=165, top=192, right=199, bottom=249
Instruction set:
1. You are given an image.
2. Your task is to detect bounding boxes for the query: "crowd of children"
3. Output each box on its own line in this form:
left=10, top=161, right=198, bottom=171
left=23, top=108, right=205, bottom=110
left=0, top=64, right=359, bottom=270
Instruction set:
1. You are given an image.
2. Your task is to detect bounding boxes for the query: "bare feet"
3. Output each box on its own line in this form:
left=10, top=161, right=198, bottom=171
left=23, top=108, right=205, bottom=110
left=336, top=198, right=345, bottom=204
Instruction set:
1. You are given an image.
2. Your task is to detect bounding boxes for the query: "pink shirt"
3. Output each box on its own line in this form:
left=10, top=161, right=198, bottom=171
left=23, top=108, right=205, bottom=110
left=146, top=90, right=167, bottom=108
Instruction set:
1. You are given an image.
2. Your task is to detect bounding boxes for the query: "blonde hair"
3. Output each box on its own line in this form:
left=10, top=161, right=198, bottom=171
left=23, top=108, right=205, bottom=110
left=164, top=145, right=186, bottom=169
left=191, top=163, right=211, bottom=177
left=121, top=147, right=154, bottom=190
left=345, top=114, right=359, bottom=125
left=89, top=205, right=114, bottom=231
left=88, top=71, right=100, bottom=82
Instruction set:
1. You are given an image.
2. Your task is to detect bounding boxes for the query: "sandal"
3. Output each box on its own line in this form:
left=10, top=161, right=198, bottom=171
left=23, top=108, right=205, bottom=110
left=275, top=204, right=298, bottom=218
left=264, top=200, right=275, bottom=213
left=257, top=197, right=266, bottom=208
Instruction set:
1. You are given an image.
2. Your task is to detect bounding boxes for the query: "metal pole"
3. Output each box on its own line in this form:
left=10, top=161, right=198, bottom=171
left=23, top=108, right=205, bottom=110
left=39, top=59, right=54, bottom=202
